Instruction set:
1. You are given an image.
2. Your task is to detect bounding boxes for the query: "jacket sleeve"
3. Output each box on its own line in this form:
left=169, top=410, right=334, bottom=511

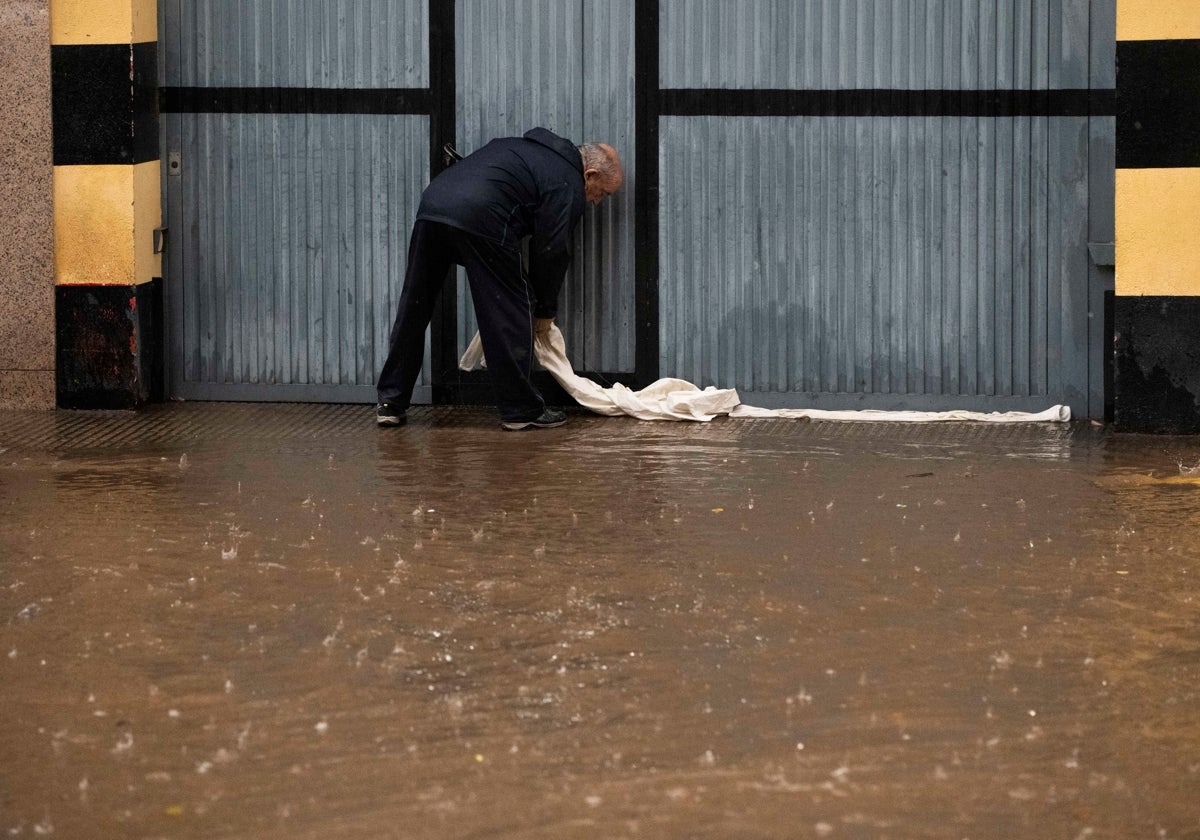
left=527, top=182, right=577, bottom=318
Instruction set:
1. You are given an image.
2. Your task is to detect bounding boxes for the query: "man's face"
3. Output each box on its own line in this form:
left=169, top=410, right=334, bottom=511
left=584, top=172, right=621, bottom=205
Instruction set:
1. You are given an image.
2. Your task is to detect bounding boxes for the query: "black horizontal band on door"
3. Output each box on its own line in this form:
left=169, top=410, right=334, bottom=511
left=161, top=86, right=434, bottom=115
left=160, top=86, right=1117, bottom=120
left=660, top=88, right=1116, bottom=118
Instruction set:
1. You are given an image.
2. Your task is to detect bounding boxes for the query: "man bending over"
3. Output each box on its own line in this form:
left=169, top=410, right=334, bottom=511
left=376, top=128, right=623, bottom=430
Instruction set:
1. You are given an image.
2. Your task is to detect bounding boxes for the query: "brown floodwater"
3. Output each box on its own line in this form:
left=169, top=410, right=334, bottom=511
left=1, top=406, right=1199, bottom=839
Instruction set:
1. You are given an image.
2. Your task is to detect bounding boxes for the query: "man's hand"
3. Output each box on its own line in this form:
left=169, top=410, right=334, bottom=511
left=534, top=317, right=554, bottom=339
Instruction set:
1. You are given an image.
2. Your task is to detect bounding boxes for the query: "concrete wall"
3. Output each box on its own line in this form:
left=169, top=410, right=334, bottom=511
left=0, top=2, right=56, bottom=409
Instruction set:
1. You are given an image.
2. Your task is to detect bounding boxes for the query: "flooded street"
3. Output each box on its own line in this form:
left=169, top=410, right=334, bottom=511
left=2, top=405, right=1199, bottom=839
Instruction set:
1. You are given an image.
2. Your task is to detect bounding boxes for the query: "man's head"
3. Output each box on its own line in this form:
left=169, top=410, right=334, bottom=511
left=579, top=143, right=624, bottom=205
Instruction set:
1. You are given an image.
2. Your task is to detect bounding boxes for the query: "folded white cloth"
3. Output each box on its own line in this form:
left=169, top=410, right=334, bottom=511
left=459, top=326, right=1070, bottom=424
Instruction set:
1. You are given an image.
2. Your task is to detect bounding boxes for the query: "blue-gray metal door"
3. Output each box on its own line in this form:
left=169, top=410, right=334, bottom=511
left=453, top=0, right=636, bottom=376
left=655, top=0, right=1114, bottom=417
left=161, top=0, right=636, bottom=404
left=162, top=1, right=433, bottom=403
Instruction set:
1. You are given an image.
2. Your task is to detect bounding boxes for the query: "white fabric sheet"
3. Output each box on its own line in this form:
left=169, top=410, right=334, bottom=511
left=459, top=327, right=1070, bottom=424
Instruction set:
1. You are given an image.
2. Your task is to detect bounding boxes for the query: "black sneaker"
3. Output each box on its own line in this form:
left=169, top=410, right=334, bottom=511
left=501, top=408, right=567, bottom=431
left=376, top=403, right=406, bottom=427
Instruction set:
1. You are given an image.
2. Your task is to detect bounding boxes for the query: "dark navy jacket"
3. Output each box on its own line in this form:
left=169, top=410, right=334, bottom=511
left=417, top=127, right=585, bottom=318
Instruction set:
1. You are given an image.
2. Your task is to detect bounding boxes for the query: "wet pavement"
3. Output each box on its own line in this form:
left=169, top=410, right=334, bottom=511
left=1, top=403, right=1199, bottom=839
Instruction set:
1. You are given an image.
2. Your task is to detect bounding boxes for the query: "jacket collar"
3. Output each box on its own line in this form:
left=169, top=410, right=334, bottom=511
left=523, top=127, right=583, bottom=174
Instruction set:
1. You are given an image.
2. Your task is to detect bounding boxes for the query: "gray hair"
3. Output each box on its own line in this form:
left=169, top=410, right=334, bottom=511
left=578, top=143, right=622, bottom=180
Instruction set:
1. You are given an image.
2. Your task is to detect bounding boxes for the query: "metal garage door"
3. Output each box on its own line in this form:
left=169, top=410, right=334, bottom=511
left=655, top=0, right=1114, bottom=416
left=162, top=1, right=434, bottom=402
left=452, top=0, right=635, bottom=376
left=162, top=0, right=1114, bottom=417
left=161, top=0, right=634, bottom=404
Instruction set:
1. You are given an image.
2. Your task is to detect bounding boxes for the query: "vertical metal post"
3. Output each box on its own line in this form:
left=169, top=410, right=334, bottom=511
left=1088, top=0, right=1117, bottom=420
left=634, top=0, right=660, bottom=386
left=429, top=0, right=457, bottom=400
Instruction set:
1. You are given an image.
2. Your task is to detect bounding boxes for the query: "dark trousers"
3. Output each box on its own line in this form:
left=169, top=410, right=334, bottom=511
left=376, top=220, right=545, bottom=422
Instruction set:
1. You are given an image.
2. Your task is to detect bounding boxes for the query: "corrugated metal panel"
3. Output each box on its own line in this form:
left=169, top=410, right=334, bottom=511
left=658, top=0, right=1098, bottom=412
left=166, top=1, right=430, bottom=402
left=662, top=0, right=1053, bottom=91
left=577, top=0, right=636, bottom=373
left=455, top=0, right=635, bottom=372
left=660, top=114, right=1066, bottom=404
left=172, top=0, right=427, bottom=87
left=172, top=113, right=428, bottom=398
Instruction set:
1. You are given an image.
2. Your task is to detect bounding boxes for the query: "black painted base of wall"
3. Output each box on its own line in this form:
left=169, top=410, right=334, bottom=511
left=434, top=369, right=639, bottom=410
left=1114, top=296, right=1200, bottom=434
left=56, top=279, right=164, bottom=409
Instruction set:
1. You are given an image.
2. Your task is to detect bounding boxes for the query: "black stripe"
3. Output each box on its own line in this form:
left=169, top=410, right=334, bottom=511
left=428, top=0, right=457, bottom=179
left=438, top=370, right=641, bottom=409
left=56, top=279, right=163, bottom=409
left=428, top=0, right=459, bottom=394
left=634, top=0, right=660, bottom=386
left=1114, top=295, right=1200, bottom=433
left=660, top=88, right=1115, bottom=118
left=1117, top=39, right=1200, bottom=169
left=53, top=42, right=159, bottom=165
left=133, top=42, right=160, bottom=164
left=161, top=86, right=433, bottom=115
left=158, top=86, right=1118, bottom=121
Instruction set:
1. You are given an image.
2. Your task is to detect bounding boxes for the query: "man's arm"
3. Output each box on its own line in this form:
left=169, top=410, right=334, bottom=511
left=527, top=253, right=570, bottom=319
left=528, top=183, right=576, bottom=318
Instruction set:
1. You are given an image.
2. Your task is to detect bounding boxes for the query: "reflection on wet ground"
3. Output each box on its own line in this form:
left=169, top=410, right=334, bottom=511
left=2, top=405, right=1199, bottom=839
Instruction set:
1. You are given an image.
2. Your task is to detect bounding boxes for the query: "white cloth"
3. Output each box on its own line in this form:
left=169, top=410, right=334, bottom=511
left=728, top=403, right=1071, bottom=423
left=458, top=326, right=1070, bottom=424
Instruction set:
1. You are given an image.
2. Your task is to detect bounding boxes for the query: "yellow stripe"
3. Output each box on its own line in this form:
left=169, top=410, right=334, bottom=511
left=131, top=0, right=156, bottom=43
left=133, top=161, right=162, bottom=285
left=55, top=162, right=161, bottom=286
left=1118, top=0, right=1200, bottom=41
left=1116, top=167, right=1200, bottom=296
left=51, top=0, right=157, bottom=45
left=55, top=165, right=135, bottom=286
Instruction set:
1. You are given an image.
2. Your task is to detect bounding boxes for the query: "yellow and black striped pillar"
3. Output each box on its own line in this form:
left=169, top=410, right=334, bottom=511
left=52, top=0, right=162, bottom=408
left=1114, top=1, right=1200, bottom=432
